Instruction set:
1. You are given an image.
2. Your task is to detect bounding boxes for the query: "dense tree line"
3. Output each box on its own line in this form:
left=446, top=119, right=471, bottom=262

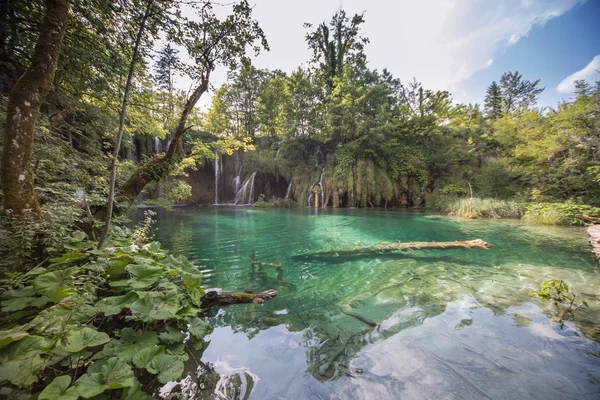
left=206, top=11, right=599, bottom=207
left=0, top=3, right=599, bottom=257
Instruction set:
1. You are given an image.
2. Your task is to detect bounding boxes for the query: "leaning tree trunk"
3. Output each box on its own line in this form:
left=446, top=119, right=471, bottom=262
left=98, top=0, right=154, bottom=249
left=116, top=73, right=210, bottom=206
left=0, top=0, right=71, bottom=215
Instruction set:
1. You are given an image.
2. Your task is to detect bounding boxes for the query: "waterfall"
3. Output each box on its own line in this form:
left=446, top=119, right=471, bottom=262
left=318, top=166, right=326, bottom=208
left=233, top=172, right=257, bottom=205
left=153, top=137, right=160, bottom=154
left=285, top=182, right=292, bottom=199
left=307, top=192, right=313, bottom=207
left=214, top=150, right=219, bottom=205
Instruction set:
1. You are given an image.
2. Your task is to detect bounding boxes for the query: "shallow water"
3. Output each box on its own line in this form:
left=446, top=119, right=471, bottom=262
left=144, top=207, right=600, bottom=399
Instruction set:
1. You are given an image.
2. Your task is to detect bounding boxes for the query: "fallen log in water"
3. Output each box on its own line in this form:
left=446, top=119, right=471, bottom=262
left=201, top=289, right=278, bottom=308
left=576, top=214, right=600, bottom=224
left=294, top=239, right=492, bottom=260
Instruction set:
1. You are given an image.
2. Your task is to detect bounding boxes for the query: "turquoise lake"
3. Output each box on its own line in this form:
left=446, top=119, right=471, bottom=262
left=143, top=207, right=600, bottom=399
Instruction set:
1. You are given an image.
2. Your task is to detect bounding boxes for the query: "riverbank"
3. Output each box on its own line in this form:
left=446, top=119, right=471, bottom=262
left=588, top=225, right=600, bottom=261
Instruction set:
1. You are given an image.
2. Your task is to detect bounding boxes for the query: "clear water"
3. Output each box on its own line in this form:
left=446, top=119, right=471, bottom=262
left=144, top=207, right=600, bottom=399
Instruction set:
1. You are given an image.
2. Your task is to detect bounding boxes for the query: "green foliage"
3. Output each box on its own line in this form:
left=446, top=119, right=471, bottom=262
left=253, top=198, right=297, bottom=208
left=441, top=184, right=465, bottom=197
left=440, top=197, right=525, bottom=219
left=533, top=278, right=588, bottom=323
left=523, top=202, right=600, bottom=226
left=0, top=231, right=210, bottom=398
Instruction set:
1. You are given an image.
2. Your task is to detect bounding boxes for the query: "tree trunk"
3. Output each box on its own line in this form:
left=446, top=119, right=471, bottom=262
left=116, top=73, right=210, bottom=205
left=0, top=0, right=70, bottom=215
left=201, top=289, right=277, bottom=309
left=98, top=0, right=153, bottom=249
left=294, top=239, right=493, bottom=261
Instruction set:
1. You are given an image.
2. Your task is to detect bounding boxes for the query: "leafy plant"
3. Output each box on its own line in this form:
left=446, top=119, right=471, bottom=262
left=533, top=278, right=588, bottom=324
left=523, top=202, right=600, bottom=226
left=0, top=232, right=211, bottom=398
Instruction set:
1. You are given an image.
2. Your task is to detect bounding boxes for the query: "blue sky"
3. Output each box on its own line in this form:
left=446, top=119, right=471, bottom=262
left=461, top=0, right=600, bottom=108
left=177, top=0, right=600, bottom=110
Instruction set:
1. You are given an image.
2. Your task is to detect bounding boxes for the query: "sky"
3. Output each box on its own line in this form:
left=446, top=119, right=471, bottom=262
left=175, top=0, right=600, bottom=110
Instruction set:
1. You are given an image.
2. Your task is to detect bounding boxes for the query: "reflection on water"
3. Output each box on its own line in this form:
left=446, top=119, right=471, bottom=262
left=143, top=207, right=600, bottom=399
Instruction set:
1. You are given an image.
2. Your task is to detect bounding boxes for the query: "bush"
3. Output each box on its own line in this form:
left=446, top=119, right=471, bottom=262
left=253, top=197, right=297, bottom=208
left=440, top=197, right=525, bottom=219
left=441, top=184, right=466, bottom=197
left=523, top=202, right=600, bottom=226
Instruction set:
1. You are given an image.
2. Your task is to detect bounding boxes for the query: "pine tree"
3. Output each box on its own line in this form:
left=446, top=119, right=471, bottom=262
left=498, top=71, right=544, bottom=114
left=483, top=81, right=503, bottom=120
left=154, top=43, right=179, bottom=93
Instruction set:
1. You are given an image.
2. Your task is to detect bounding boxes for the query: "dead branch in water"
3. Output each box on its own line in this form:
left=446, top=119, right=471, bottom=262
left=201, top=289, right=277, bottom=309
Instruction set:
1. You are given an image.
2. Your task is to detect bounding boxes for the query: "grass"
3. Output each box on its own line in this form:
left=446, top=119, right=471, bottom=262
left=253, top=198, right=297, bottom=208
left=439, top=197, right=525, bottom=219
left=523, top=202, right=600, bottom=226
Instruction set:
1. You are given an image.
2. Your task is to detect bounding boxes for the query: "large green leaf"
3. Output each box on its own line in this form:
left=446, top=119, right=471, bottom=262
left=95, top=292, right=138, bottom=316
left=132, top=345, right=165, bottom=371
left=74, top=372, right=106, bottom=398
left=129, top=291, right=179, bottom=322
left=39, top=375, right=78, bottom=400
left=159, top=326, right=185, bottom=345
left=26, top=296, right=96, bottom=335
left=150, top=354, right=184, bottom=384
left=182, top=273, right=204, bottom=307
left=0, top=329, right=29, bottom=349
left=0, top=360, right=20, bottom=384
left=33, top=267, right=79, bottom=297
left=49, top=252, right=89, bottom=266
left=187, top=317, right=212, bottom=340
left=109, top=257, right=133, bottom=277
left=127, top=263, right=164, bottom=289
left=0, top=336, right=50, bottom=387
left=0, top=287, right=50, bottom=312
left=75, top=357, right=134, bottom=398
left=121, top=378, right=152, bottom=400
left=100, top=329, right=158, bottom=362
left=62, top=327, right=110, bottom=353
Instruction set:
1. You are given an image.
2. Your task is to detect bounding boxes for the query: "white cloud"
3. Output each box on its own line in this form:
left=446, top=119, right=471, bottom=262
left=175, top=0, right=585, bottom=109
left=556, top=54, right=600, bottom=94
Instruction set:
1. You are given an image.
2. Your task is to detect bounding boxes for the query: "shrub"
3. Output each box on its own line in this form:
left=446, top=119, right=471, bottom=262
left=440, top=197, right=525, bottom=219
left=523, top=202, right=600, bottom=226
left=253, top=197, right=297, bottom=208
left=441, top=184, right=465, bottom=197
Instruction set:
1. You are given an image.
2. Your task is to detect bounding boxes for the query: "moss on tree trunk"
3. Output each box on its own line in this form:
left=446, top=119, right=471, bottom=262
left=0, top=0, right=71, bottom=215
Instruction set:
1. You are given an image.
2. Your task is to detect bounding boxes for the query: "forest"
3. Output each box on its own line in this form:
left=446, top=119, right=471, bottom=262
left=0, top=0, right=599, bottom=399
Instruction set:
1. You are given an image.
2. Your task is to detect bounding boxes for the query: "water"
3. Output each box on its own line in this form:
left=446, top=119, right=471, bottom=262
left=214, top=151, right=220, bottom=205
left=233, top=172, right=256, bottom=205
left=146, top=208, right=600, bottom=399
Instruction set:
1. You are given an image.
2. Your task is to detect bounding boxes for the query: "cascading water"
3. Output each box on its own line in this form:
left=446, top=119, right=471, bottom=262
left=233, top=172, right=257, bottom=205
left=154, top=137, right=160, bottom=154
left=285, top=182, right=292, bottom=199
left=318, top=166, right=326, bottom=208
left=214, top=150, right=220, bottom=205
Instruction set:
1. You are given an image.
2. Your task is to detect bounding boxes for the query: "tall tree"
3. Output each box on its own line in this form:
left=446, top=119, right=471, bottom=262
left=154, top=43, right=179, bottom=93
left=498, top=71, right=544, bottom=114
left=116, top=0, right=268, bottom=206
left=97, top=0, right=155, bottom=249
left=484, top=81, right=502, bottom=120
left=1, top=0, right=71, bottom=215
left=304, top=9, right=368, bottom=91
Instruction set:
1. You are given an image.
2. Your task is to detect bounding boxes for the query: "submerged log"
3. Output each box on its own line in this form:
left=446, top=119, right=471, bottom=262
left=576, top=214, right=600, bottom=224
left=294, top=239, right=492, bottom=260
left=201, top=289, right=277, bottom=308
